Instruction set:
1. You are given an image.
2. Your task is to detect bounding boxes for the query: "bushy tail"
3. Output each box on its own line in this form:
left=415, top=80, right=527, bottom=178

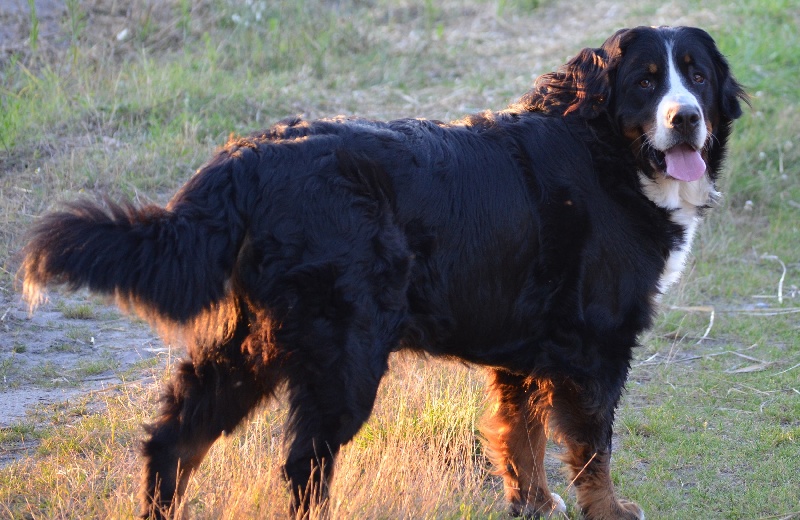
left=20, top=140, right=257, bottom=337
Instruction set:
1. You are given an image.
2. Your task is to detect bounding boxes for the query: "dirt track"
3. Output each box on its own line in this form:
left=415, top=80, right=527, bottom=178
left=0, top=291, right=162, bottom=423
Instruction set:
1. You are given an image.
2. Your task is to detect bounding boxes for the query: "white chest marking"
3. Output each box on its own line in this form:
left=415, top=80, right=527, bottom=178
left=639, top=172, right=718, bottom=296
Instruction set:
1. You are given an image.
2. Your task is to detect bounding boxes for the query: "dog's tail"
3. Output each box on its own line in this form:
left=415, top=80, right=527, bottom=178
left=20, top=138, right=260, bottom=341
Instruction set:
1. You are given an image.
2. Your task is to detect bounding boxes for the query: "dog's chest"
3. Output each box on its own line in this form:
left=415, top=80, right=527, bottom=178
left=638, top=173, right=714, bottom=295
left=658, top=216, right=697, bottom=293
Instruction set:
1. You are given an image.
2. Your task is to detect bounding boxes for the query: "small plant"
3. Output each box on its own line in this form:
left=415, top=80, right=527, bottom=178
left=57, top=302, right=95, bottom=320
left=37, top=362, right=63, bottom=385
left=65, top=326, right=92, bottom=341
left=0, top=422, right=37, bottom=444
left=48, top=340, right=81, bottom=353
left=0, top=357, right=18, bottom=381
left=178, top=0, right=192, bottom=41
left=27, top=0, right=39, bottom=53
left=0, top=55, right=22, bottom=152
left=64, top=0, right=86, bottom=63
left=75, top=356, right=119, bottom=378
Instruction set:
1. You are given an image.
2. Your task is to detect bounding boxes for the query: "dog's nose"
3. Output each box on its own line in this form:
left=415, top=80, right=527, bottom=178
left=667, top=105, right=701, bottom=135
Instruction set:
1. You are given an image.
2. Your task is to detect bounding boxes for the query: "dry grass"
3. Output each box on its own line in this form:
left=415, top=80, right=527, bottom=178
left=1, top=356, right=517, bottom=519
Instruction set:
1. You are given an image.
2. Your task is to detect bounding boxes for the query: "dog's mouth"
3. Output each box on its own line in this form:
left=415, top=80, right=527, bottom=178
left=649, top=143, right=706, bottom=182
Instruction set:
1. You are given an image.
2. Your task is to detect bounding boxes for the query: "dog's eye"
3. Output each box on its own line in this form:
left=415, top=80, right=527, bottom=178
left=639, top=79, right=652, bottom=89
left=693, top=73, right=705, bottom=84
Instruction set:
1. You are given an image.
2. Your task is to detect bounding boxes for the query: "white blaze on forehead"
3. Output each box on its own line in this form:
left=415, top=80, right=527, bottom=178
left=653, top=41, right=707, bottom=151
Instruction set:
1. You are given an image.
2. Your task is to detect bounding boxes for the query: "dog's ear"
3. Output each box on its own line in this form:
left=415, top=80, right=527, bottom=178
left=520, top=29, right=629, bottom=118
left=520, top=47, right=610, bottom=118
left=686, top=27, right=749, bottom=121
left=562, top=47, right=614, bottom=118
left=714, top=49, right=748, bottom=121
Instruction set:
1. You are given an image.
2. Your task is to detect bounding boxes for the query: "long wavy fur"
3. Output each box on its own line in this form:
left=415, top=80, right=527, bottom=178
left=518, top=30, right=625, bottom=117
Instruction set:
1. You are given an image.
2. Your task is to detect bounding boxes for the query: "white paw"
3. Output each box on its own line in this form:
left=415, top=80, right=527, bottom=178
left=549, top=492, right=567, bottom=516
left=512, top=492, right=568, bottom=518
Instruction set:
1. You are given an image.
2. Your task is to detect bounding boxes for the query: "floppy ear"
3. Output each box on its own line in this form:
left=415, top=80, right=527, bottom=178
left=520, top=28, right=629, bottom=118
left=687, top=27, right=748, bottom=121
left=520, top=47, right=611, bottom=117
left=716, top=55, right=748, bottom=121
left=562, top=47, right=614, bottom=117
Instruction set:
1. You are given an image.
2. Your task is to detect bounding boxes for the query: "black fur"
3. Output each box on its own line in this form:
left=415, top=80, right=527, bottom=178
left=20, top=26, right=745, bottom=519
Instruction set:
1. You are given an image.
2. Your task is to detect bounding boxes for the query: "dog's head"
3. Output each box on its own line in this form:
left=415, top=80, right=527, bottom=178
left=521, top=26, right=748, bottom=183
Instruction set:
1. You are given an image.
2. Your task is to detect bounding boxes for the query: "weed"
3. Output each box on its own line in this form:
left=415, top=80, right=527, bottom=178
left=0, top=358, right=19, bottom=383
left=64, top=0, right=86, bottom=63
left=0, top=423, right=37, bottom=444
left=47, top=340, right=80, bottom=353
left=36, top=362, right=64, bottom=386
left=75, top=356, right=119, bottom=378
left=56, top=302, right=95, bottom=320
left=27, top=0, right=39, bottom=54
left=64, top=326, right=91, bottom=341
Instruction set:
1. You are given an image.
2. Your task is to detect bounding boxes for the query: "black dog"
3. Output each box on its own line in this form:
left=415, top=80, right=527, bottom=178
left=20, top=26, right=745, bottom=519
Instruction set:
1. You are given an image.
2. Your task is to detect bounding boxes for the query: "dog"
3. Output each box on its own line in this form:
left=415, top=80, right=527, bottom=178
left=20, top=26, right=745, bottom=519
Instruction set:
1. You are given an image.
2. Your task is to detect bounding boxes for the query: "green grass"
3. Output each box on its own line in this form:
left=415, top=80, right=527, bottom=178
left=0, top=422, right=37, bottom=445
left=74, top=356, right=120, bottom=378
left=1, top=0, right=799, bottom=518
left=56, top=302, right=95, bottom=320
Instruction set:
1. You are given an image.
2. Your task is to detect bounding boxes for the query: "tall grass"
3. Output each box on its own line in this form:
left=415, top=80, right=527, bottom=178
left=0, top=357, right=506, bottom=519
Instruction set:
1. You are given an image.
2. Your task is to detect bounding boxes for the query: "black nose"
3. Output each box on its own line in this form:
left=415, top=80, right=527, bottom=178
left=667, top=106, right=702, bottom=135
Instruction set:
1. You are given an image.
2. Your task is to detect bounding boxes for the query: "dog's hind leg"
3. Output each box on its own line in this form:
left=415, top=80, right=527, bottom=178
left=547, top=377, right=644, bottom=520
left=280, top=333, right=391, bottom=518
left=262, top=152, right=409, bottom=515
left=138, top=320, right=279, bottom=519
left=482, top=369, right=566, bottom=519
left=273, top=278, right=403, bottom=517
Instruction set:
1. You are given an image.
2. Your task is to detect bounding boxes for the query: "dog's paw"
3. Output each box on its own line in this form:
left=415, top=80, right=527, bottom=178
left=549, top=493, right=567, bottom=516
left=616, top=498, right=644, bottom=520
left=511, top=492, right=567, bottom=519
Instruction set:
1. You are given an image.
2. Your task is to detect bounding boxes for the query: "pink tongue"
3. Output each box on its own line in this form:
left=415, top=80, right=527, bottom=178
left=664, top=144, right=706, bottom=181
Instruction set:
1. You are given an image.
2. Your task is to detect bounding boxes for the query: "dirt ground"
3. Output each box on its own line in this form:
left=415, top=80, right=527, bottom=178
left=1, top=290, right=162, bottom=421
left=0, top=0, right=66, bottom=52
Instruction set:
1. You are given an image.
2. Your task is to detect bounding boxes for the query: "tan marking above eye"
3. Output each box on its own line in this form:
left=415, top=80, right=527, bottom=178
left=622, top=125, right=642, bottom=142
left=683, top=54, right=692, bottom=64
left=648, top=63, right=658, bottom=74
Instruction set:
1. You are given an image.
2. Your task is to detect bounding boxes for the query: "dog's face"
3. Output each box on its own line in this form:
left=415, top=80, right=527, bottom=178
left=606, top=26, right=746, bottom=182
left=523, top=27, right=746, bottom=185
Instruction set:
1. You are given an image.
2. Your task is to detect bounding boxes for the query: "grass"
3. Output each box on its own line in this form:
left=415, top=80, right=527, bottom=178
left=56, top=301, right=95, bottom=320
left=0, top=0, right=798, bottom=518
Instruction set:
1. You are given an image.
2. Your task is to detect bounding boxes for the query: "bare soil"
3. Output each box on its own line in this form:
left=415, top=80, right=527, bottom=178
left=1, top=291, right=163, bottom=427
left=0, top=0, right=67, bottom=56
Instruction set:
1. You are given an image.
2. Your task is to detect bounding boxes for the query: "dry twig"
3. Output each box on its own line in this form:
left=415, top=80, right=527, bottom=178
left=760, top=254, right=787, bottom=304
